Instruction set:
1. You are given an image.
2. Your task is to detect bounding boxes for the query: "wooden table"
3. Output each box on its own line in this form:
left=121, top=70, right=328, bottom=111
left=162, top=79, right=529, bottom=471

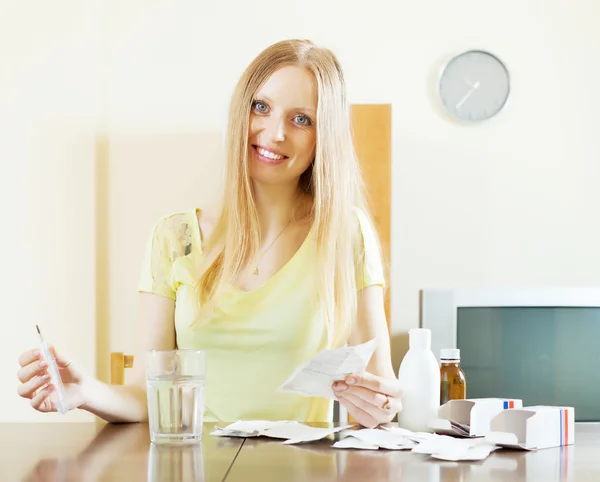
left=2, top=422, right=599, bottom=481
left=0, top=422, right=242, bottom=482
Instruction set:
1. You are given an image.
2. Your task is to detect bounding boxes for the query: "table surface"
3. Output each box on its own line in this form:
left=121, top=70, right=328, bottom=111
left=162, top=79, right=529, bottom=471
left=2, top=422, right=599, bottom=481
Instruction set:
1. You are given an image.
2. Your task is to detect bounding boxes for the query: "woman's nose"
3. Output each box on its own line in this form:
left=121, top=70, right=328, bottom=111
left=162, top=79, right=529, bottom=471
left=266, top=116, right=286, bottom=142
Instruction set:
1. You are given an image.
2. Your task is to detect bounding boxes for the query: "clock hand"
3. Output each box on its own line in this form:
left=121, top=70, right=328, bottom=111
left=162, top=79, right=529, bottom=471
left=455, top=89, right=475, bottom=110
left=455, top=80, right=480, bottom=110
left=463, top=78, right=478, bottom=89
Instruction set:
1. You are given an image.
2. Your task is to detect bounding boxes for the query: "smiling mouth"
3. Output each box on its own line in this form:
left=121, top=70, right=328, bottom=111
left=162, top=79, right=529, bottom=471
left=252, top=145, right=289, bottom=164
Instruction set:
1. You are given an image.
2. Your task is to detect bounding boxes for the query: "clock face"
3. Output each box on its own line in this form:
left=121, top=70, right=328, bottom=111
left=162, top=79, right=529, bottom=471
left=438, top=50, right=510, bottom=122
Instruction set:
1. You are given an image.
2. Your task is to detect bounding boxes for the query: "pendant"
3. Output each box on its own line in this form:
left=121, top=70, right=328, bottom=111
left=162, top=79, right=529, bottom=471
left=252, top=267, right=259, bottom=276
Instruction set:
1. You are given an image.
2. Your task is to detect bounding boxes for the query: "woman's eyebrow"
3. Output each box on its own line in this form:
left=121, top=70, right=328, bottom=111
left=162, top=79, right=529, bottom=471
left=257, top=95, right=316, bottom=113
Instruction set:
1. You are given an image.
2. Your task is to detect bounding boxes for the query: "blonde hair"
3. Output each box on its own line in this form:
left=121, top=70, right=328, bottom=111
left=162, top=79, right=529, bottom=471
left=193, top=39, right=381, bottom=348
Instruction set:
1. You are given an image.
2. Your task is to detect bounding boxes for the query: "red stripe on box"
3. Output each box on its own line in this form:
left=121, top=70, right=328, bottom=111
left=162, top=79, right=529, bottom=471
left=565, top=409, right=569, bottom=446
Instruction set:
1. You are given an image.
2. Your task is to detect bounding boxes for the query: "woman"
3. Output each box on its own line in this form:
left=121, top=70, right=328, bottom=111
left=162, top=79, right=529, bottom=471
left=16, top=39, right=403, bottom=428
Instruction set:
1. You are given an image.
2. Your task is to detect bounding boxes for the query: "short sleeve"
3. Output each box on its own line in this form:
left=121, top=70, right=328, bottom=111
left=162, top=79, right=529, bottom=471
left=354, top=207, right=386, bottom=290
left=137, top=217, right=178, bottom=300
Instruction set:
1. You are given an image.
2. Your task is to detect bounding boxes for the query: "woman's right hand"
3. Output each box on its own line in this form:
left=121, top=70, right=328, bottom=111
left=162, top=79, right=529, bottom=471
left=16, top=346, right=89, bottom=413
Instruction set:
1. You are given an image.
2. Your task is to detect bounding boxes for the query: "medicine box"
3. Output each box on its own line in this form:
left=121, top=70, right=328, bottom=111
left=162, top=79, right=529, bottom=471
left=429, top=398, right=523, bottom=437
left=485, top=406, right=575, bottom=450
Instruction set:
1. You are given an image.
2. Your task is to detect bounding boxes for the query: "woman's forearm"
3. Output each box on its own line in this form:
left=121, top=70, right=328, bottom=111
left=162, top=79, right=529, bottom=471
left=79, top=379, right=148, bottom=423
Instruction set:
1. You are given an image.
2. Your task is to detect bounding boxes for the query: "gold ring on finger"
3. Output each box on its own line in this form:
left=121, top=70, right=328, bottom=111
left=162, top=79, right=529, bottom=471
left=381, top=395, right=393, bottom=411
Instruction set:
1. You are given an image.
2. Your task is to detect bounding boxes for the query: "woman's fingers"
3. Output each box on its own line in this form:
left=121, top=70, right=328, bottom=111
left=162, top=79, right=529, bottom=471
left=49, top=345, right=71, bottom=368
left=337, top=390, right=394, bottom=424
left=17, top=372, right=51, bottom=399
left=334, top=379, right=403, bottom=427
left=16, top=347, right=74, bottom=414
left=344, top=372, right=403, bottom=398
left=333, top=383, right=388, bottom=408
left=18, top=349, right=41, bottom=367
left=337, top=395, right=379, bottom=429
left=17, top=359, right=48, bottom=384
left=30, top=384, right=55, bottom=412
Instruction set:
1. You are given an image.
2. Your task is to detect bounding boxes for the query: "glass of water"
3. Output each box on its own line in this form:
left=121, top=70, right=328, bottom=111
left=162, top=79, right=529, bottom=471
left=146, top=349, right=206, bottom=445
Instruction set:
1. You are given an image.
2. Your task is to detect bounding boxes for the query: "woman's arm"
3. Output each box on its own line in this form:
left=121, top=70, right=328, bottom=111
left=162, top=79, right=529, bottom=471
left=332, top=285, right=403, bottom=427
left=349, top=285, right=396, bottom=379
left=80, top=293, right=176, bottom=423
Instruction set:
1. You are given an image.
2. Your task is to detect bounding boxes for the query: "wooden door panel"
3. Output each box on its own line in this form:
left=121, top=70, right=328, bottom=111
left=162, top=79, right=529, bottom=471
left=350, top=104, right=392, bottom=330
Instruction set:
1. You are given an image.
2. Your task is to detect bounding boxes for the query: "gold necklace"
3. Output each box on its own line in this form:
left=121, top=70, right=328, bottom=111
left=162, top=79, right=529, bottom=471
left=252, top=219, right=292, bottom=276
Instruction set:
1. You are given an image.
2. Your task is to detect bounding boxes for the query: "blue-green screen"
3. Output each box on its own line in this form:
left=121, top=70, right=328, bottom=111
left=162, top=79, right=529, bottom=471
left=457, top=307, right=600, bottom=422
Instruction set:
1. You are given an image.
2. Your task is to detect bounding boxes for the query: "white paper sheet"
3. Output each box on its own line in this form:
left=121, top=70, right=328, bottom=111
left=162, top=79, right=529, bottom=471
left=210, top=420, right=354, bottom=444
left=411, top=436, right=474, bottom=455
left=382, top=426, right=442, bottom=443
left=224, top=420, right=299, bottom=433
left=276, top=339, right=378, bottom=399
left=336, top=425, right=501, bottom=459
left=431, top=441, right=500, bottom=461
left=211, top=421, right=501, bottom=460
left=341, top=428, right=416, bottom=447
left=411, top=433, right=499, bottom=461
left=211, top=428, right=260, bottom=438
left=278, top=425, right=353, bottom=445
left=333, top=437, right=379, bottom=450
left=210, top=420, right=300, bottom=438
left=333, top=428, right=418, bottom=450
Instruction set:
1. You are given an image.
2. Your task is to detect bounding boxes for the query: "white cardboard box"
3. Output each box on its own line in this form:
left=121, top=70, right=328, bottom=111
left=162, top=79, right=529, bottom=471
left=486, top=406, right=575, bottom=450
left=429, top=398, right=523, bottom=437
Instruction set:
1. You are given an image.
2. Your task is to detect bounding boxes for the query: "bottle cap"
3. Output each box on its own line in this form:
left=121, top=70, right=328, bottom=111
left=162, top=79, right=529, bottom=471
left=440, top=348, right=460, bottom=362
left=409, top=328, right=431, bottom=350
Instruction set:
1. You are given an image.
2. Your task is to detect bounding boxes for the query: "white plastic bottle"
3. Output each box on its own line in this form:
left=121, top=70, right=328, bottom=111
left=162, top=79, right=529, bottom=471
left=397, top=328, right=440, bottom=432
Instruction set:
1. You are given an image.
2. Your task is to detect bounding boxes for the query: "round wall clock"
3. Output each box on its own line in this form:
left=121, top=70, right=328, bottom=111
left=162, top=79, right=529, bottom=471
left=438, top=50, right=510, bottom=122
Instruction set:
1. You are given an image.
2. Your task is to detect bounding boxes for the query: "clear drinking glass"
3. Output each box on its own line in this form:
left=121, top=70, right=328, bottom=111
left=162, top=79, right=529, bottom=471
left=146, top=349, right=206, bottom=445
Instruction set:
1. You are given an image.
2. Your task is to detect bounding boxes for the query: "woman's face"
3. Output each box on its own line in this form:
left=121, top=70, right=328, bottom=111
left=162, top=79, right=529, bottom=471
left=248, top=65, right=317, bottom=187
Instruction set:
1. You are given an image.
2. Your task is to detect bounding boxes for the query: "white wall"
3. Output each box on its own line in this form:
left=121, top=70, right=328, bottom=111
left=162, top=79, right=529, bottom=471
left=0, top=2, right=103, bottom=421
left=103, top=0, right=600, bottom=332
left=2, top=0, right=599, bottom=422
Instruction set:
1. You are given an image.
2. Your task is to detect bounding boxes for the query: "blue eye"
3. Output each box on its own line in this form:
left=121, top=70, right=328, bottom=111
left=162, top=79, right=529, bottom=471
left=252, top=100, right=268, bottom=113
left=294, top=114, right=312, bottom=126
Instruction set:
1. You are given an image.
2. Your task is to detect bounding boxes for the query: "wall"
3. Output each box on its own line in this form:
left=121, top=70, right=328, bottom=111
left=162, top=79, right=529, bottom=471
left=103, top=132, right=224, bottom=380
left=0, top=2, right=103, bottom=422
left=1, top=0, right=599, bottom=422
left=102, top=0, right=600, bottom=334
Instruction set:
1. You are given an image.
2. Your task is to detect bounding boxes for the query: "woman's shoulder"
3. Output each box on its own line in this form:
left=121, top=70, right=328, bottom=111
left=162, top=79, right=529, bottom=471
left=351, top=206, right=386, bottom=288
left=146, top=209, right=201, bottom=259
left=351, top=206, right=377, bottom=240
left=150, top=208, right=197, bottom=236
left=351, top=206, right=383, bottom=262
left=150, top=207, right=219, bottom=254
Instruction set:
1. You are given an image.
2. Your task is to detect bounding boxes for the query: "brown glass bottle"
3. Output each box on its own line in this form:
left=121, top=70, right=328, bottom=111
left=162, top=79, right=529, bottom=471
left=440, top=349, right=466, bottom=405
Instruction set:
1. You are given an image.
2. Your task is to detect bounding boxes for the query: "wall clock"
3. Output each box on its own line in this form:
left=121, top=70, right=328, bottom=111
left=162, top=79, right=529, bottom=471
left=438, top=50, right=510, bottom=122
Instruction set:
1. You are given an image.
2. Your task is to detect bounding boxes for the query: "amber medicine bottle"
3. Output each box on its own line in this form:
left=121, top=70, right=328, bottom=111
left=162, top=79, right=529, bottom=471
left=440, top=348, right=466, bottom=405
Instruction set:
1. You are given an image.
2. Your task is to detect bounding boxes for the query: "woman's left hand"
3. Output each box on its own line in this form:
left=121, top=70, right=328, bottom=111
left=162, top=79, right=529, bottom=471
left=332, top=372, right=403, bottom=428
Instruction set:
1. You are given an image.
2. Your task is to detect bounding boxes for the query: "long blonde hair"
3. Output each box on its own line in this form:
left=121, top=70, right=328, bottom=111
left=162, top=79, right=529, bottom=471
left=194, top=39, right=381, bottom=348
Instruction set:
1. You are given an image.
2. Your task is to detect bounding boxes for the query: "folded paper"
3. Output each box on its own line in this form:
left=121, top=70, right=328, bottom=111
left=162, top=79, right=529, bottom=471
left=212, top=421, right=505, bottom=461
left=276, top=339, right=377, bottom=399
left=333, top=428, right=417, bottom=450
left=211, top=420, right=354, bottom=444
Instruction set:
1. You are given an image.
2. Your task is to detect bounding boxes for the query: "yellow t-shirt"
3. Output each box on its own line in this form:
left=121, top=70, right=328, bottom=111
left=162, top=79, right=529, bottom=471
left=137, top=207, right=385, bottom=423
